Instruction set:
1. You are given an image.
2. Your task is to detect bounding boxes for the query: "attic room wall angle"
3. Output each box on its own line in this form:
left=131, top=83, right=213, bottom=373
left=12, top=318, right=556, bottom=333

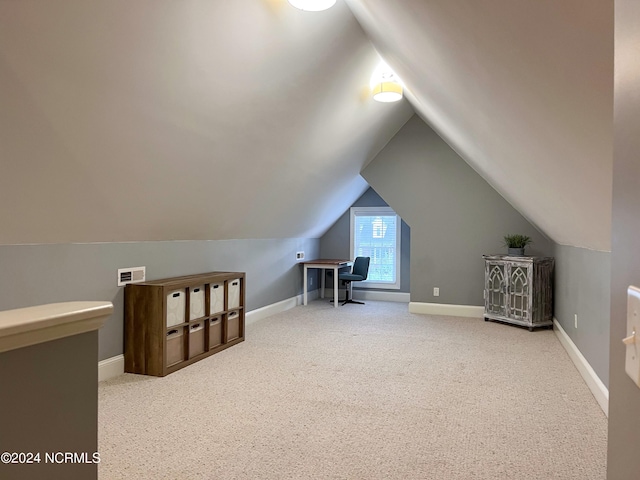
left=0, top=238, right=319, bottom=361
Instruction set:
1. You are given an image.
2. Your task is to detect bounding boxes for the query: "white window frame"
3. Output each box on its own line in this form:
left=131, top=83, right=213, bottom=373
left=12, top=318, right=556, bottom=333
left=350, top=206, right=401, bottom=290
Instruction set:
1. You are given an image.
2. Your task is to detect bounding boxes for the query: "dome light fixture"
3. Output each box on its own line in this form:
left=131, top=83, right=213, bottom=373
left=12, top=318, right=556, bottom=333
left=372, top=71, right=403, bottom=103
left=287, top=0, right=337, bottom=12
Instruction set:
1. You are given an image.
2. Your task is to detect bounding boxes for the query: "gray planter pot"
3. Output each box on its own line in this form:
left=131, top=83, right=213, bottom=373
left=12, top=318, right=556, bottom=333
left=508, top=247, right=525, bottom=256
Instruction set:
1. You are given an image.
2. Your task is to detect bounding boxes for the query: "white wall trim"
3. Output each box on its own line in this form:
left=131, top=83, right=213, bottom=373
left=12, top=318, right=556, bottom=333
left=246, top=297, right=297, bottom=325
left=97, top=291, right=320, bottom=382
left=98, top=354, right=124, bottom=382
left=408, top=302, right=485, bottom=318
left=354, top=290, right=410, bottom=302
left=246, top=290, right=319, bottom=325
left=553, top=318, right=609, bottom=416
left=324, top=288, right=409, bottom=303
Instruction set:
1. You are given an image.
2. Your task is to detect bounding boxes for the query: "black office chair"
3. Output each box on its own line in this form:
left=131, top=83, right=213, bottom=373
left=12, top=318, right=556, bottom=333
left=338, top=256, right=370, bottom=306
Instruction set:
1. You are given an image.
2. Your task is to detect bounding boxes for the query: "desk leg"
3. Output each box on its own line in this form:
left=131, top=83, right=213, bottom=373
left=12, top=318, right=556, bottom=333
left=334, top=266, right=339, bottom=308
left=303, top=265, right=308, bottom=306
left=320, top=268, right=325, bottom=299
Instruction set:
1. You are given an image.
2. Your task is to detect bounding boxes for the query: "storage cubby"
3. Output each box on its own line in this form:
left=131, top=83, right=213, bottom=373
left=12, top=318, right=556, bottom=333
left=189, top=322, right=205, bottom=358
left=210, top=283, right=224, bottom=315
left=226, top=310, right=241, bottom=342
left=166, top=328, right=185, bottom=367
left=228, top=278, right=241, bottom=309
left=189, top=285, right=206, bottom=320
left=209, top=317, right=223, bottom=349
left=166, top=290, right=185, bottom=327
left=125, top=271, right=245, bottom=376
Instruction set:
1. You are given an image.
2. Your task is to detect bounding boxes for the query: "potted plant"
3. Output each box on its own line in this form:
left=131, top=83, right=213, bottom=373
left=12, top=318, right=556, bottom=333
left=503, top=234, right=532, bottom=256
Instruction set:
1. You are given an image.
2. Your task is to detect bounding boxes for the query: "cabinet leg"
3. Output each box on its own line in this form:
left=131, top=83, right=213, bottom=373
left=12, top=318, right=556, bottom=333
left=484, top=317, right=489, bottom=322
left=528, top=326, right=534, bottom=332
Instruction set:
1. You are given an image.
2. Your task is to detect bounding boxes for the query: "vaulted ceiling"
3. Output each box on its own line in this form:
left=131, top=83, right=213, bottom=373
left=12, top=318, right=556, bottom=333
left=0, top=0, right=612, bottom=250
left=347, top=0, right=613, bottom=251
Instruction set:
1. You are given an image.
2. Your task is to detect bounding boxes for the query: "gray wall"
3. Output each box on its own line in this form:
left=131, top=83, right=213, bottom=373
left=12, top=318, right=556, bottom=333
left=553, top=244, right=611, bottom=387
left=0, top=238, right=319, bottom=361
left=608, top=0, right=640, bottom=475
left=362, top=115, right=553, bottom=305
left=319, top=187, right=411, bottom=293
left=0, top=332, right=99, bottom=480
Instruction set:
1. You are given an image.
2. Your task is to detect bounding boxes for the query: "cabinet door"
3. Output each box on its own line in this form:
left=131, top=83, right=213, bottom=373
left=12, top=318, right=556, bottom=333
left=508, top=263, right=532, bottom=322
left=485, top=261, right=507, bottom=316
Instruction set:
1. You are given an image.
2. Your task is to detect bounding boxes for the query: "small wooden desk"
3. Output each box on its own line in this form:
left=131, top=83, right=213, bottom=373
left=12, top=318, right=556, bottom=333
left=301, top=259, right=353, bottom=308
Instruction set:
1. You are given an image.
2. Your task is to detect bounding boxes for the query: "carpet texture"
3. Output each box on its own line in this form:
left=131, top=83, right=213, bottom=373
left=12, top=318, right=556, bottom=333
left=99, top=301, right=607, bottom=479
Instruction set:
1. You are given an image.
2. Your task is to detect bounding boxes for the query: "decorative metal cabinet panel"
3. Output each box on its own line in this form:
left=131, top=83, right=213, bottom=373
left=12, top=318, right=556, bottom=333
left=483, top=255, right=554, bottom=331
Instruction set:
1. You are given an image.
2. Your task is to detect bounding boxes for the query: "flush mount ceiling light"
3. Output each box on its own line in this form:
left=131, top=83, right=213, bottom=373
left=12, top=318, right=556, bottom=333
left=288, top=0, right=337, bottom=12
left=372, top=71, right=403, bottom=103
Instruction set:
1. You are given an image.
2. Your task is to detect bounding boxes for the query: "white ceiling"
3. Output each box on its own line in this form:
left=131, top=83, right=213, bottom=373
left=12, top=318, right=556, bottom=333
left=0, top=0, right=412, bottom=244
left=346, top=0, right=613, bottom=251
left=0, top=0, right=612, bottom=250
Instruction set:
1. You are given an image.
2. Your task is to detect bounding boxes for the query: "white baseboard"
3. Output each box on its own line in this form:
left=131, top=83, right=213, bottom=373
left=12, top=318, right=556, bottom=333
left=408, top=302, right=484, bottom=318
left=553, top=318, right=609, bottom=416
left=356, top=290, right=410, bottom=302
left=323, top=288, right=409, bottom=303
left=97, top=292, right=320, bottom=382
left=98, top=354, right=124, bottom=382
left=246, top=290, right=319, bottom=325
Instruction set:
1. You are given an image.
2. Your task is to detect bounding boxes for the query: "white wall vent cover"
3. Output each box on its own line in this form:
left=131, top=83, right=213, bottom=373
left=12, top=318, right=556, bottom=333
left=117, top=266, right=146, bottom=286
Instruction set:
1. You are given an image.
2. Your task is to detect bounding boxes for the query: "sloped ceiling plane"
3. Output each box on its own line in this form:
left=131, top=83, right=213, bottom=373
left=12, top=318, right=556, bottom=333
left=0, top=0, right=611, bottom=251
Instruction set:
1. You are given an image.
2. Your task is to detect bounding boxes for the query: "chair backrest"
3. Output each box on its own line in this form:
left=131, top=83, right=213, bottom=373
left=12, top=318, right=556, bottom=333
left=352, top=256, right=370, bottom=280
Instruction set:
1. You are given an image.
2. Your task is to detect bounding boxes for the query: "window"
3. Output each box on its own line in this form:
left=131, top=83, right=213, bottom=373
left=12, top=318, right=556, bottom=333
left=350, top=206, right=401, bottom=289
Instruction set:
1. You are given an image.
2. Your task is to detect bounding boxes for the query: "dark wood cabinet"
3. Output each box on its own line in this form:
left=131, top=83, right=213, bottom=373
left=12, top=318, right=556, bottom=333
left=125, top=272, right=245, bottom=376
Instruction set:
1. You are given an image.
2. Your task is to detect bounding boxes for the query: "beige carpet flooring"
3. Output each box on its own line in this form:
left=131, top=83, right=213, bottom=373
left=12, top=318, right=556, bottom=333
left=99, top=300, right=607, bottom=479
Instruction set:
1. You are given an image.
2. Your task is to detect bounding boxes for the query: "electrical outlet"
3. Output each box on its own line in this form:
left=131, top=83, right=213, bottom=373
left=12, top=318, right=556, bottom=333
left=433, top=287, right=440, bottom=297
left=575, top=314, right=578, bottom=329
left=296, top=251, right=305, bottom=260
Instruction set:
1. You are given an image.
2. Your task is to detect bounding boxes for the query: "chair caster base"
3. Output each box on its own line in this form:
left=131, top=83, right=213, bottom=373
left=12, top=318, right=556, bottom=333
left=329, top=298, right=364, bottom=306
left=341, top=299, right=365, bottom=306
